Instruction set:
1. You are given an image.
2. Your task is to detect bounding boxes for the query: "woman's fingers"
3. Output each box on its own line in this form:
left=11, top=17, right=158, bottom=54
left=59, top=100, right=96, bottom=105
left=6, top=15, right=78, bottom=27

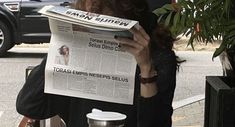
left=116, top=37, right=143, bottom=50
left=119, top=43, right=140, bottom=56
left=137, top=25, right=150, bottom=41
left=129, top=26, right=150, bottom=46
left=129, top=29, right=147, bottom=46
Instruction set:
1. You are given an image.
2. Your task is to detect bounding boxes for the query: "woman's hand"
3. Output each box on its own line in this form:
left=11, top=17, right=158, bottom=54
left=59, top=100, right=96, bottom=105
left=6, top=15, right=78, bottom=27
left=115, top=25, right=158, bottom=98
left=116, top=26, right=152, bottom=75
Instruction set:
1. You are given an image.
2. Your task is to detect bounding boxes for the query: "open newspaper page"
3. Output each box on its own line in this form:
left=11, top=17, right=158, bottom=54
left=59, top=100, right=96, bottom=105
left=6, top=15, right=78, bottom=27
left=40, top=6, right=138, bottom=105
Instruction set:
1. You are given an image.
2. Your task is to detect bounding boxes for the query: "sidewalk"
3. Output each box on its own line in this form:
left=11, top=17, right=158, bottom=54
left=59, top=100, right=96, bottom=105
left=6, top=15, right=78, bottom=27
left=173, top=100, right=205, bottom=127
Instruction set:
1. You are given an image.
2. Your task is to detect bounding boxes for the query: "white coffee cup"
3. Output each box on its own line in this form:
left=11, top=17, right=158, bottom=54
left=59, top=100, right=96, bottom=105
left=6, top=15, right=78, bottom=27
left=86, top=109, right=127, bottom=127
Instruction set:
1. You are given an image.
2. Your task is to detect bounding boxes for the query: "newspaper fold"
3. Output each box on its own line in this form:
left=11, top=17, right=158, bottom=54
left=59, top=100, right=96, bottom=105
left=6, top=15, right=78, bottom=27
left=39, top=5, right=138, bottom=105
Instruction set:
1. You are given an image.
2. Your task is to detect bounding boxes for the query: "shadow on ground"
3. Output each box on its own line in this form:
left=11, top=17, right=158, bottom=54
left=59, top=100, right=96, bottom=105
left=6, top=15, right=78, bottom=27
left=2, top=52, right=47, bottom=58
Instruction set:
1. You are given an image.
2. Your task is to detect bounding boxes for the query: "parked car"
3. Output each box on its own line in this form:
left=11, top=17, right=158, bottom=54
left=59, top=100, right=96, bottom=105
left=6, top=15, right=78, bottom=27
left=0, top=0, right=73, bottom=56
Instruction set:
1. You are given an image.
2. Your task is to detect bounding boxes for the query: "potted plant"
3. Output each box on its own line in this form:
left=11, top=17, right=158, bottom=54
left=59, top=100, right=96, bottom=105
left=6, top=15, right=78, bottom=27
left=153, top=1, right=235, bottom=126
left=153, top=0, right=235, bottom=76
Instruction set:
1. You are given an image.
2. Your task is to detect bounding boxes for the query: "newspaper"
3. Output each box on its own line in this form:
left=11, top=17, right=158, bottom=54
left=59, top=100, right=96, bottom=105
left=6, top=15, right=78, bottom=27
left=39, top=5, right=138, bottom=105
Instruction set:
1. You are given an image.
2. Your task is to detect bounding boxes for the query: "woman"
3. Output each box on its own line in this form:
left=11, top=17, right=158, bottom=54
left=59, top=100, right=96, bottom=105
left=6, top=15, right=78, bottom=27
left=16, top=0, right=178, bottom=126
left=55, top=45, right=70, bottom=65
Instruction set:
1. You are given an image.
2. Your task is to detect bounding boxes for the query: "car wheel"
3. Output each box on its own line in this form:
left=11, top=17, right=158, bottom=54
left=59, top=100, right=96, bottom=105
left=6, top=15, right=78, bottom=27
left=0, top=21, right=12, bottom=56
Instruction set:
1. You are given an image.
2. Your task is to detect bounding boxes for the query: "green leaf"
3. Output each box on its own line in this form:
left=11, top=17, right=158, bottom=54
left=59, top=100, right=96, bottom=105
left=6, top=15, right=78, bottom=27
left=180, top=11, right=186, bottom=27
left=224, top=0, right=232, bottom=14
left=153, top=8, right=168, bottom=16
left=165, top=12, right=173, bottom=26
left=227, top=20, right=235, bottom=25
left=225, top=30, right=235, bottom=39
left=187, top=35, right=195, bottom=51
left=195, top=0, right=206, bottom=6
left=201, top=24, right=208, bottom=40
left=231, top=39, right=235, bottom=46
left=213, top=44, right=226, bottom=58
left=162, top=4, right=174, bottom=11
left=170, top=26, right=178, bottom=37
left=226, top=24, right=235, bottom=32
left=176, top=25, right=185, bottom=36
left=157, top=15, right=164, bottom=23
left=173, top=12, right=181, bottom=26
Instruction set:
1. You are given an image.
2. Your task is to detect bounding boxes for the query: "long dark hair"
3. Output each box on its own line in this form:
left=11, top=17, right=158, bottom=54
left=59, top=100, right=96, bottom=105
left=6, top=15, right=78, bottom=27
left=74, top=0, right=148, bottom=20
left=74, top=0, right=175, bottom=51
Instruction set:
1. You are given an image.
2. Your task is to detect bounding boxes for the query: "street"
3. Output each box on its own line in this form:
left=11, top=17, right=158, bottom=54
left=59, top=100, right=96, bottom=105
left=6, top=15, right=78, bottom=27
left=0, top=47, right=222, bottom=127
left=174, top=51, right=223, bottom=101
left=0, top=47, right=47, bottom=126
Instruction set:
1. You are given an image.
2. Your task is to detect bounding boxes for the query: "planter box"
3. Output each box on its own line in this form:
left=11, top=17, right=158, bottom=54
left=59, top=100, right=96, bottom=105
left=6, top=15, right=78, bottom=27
left=204, top=76, right=235, bottom=127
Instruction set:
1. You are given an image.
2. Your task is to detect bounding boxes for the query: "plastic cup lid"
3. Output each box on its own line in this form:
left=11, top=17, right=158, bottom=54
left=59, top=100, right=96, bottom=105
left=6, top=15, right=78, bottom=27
left=86, top=109, right=127, bottom=121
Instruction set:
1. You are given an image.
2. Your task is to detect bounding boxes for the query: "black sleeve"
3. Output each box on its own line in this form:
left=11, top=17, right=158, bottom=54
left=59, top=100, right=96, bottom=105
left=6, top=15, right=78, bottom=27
left=16, top=56, right=70, bottom=120
left=138, top=51, right=177, bottom=127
